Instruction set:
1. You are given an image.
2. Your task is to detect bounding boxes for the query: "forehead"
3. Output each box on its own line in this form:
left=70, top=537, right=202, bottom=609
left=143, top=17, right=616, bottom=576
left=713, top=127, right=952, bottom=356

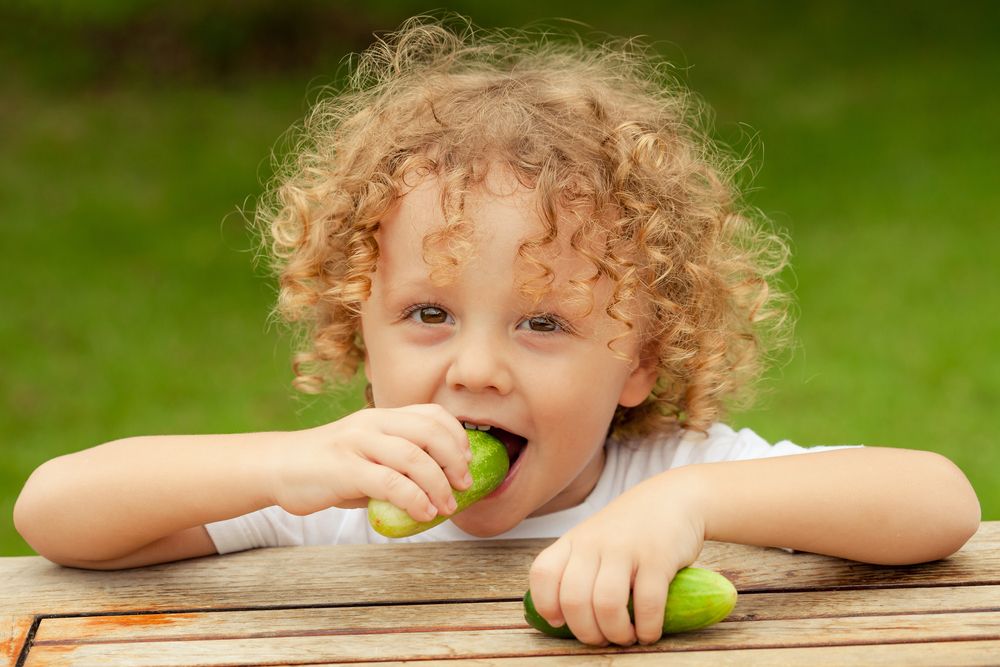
left=378, top=170, right=599, bottom=272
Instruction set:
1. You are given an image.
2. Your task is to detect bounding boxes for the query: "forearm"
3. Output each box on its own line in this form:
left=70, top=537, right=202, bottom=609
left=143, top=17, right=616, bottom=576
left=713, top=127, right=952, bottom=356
left=14, top=432, right=283, bottom=563
left=672, top=447, right=981, bottom=564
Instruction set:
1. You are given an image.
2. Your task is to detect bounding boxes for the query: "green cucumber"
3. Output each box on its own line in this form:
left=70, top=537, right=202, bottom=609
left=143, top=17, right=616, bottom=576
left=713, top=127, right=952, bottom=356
left=523, top=566, right=737, bottom=639
left=368, top=429, right=510, bottom=538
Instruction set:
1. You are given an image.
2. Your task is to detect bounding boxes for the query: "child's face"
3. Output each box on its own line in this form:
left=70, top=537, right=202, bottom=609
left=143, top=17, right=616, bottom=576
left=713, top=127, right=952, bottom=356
left=360, top=172, right=657, bottom=536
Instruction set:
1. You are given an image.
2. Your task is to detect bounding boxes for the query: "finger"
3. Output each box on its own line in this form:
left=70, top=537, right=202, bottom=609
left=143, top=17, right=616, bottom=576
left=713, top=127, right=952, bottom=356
left=528, top=539, right=571, bottom=628
left=559, top=547, right=605, bottom=646
left=398, top=404, right=469, bottom=451
left=592, top=552, right=637, bottom=646
left=387, top=407, right=472, bottom=491
left=353, top=458, right=439, bottom=523
left=366, top=435, right=458, bottom=516
left=397, top=403, right=469, bottom=454
left=632, top=563, right=671, bottom=645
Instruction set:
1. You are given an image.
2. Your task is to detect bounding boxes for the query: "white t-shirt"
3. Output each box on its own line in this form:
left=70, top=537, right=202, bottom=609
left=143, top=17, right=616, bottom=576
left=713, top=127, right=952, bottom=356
left=205, top=422, right=858, bottom=554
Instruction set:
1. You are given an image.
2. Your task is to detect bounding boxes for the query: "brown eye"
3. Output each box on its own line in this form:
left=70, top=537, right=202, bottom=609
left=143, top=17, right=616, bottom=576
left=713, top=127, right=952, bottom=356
left=523, top=316, right=558, bottom=332
left=418, top=306, right=448, bottom=324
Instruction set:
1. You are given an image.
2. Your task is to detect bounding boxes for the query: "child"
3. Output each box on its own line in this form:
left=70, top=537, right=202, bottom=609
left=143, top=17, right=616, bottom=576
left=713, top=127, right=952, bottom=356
left=14, top=16, right=980, bottom=647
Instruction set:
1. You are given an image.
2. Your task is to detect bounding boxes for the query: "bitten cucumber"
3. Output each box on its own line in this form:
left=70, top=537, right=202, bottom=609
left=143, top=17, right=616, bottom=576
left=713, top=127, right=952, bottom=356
left=523, top=566, right=737, bottom=639
left=368, top=429, right=510, bottom=538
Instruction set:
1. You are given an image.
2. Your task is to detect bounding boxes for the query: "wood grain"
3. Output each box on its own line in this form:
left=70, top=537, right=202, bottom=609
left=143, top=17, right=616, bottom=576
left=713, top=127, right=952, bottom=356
left=341, top=641, right=1000, bottom=667
left=33, top=602, right=528, bottom=645
left=1, top=614, right=35, bottom=667
left=29, top=584, right=1000, bottom=646
left=23, top=611, right=1000, bottom=666
left=3, top=522, right=998, bottom=618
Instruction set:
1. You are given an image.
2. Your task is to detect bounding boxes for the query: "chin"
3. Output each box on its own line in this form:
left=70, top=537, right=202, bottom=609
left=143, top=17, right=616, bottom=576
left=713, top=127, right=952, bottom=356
left=452, top=510, right=519, bottom=538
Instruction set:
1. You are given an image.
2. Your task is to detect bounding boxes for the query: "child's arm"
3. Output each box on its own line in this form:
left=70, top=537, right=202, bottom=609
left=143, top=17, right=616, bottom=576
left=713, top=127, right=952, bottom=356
left=528, top=446, right=980, bottom=646
left=14, top=404, right=471, bottom=569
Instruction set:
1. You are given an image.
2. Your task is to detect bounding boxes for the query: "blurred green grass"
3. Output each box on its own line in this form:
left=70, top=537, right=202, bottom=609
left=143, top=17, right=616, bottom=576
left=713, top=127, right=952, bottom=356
left=2, top=2, right=998, bottom=556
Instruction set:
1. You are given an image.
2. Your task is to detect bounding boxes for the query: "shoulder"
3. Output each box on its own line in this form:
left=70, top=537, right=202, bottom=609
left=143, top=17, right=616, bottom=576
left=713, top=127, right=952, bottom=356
left=673, top=423, right=861, bottom=465
left=600, top=429, right=687, bottom=490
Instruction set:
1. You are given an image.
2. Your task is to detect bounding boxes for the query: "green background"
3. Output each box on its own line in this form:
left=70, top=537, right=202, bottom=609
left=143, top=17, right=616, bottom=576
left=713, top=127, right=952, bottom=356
left=2, top=1, right=998, bottom=556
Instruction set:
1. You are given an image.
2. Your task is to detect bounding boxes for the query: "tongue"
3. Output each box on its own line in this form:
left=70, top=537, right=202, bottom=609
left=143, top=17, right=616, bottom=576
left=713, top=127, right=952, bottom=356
left=492, top=429, right=526, bottom=462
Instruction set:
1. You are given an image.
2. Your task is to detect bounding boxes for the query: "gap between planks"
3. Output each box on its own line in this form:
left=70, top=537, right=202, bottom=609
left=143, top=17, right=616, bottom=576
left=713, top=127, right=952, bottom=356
left=20, top=614, right=1000, bottom=667
left=328, top=641, right=1000, bottom=667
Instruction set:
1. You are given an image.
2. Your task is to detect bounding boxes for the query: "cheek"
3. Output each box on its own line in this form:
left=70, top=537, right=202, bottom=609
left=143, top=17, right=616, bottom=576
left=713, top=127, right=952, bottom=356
left=365, top=336, right=444, bottom=408
left=533, top=372, right=620, bottom=436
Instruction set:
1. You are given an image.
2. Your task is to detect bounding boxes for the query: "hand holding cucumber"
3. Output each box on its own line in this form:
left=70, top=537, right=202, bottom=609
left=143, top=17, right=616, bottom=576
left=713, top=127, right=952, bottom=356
left=524, top=567, right=737, bottom=640
left=269, top=405, right=473, bottom=522
left=369, top=428, right=509, bottom=537
left=526, top=471, right=711, bottom=645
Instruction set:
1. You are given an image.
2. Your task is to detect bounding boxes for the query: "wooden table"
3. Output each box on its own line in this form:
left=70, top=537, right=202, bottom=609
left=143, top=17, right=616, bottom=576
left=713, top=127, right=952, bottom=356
left=3, top=522, right=999, bottom=666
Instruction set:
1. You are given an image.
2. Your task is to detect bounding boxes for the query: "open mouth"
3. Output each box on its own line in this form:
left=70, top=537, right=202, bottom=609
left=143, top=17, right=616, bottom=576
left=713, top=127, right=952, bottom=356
left=462, top=422, right=527, bottom=466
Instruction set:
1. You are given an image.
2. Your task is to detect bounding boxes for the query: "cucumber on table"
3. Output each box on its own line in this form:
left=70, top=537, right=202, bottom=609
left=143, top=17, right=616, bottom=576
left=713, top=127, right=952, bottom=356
left=523, top=566, right=737, bottom=639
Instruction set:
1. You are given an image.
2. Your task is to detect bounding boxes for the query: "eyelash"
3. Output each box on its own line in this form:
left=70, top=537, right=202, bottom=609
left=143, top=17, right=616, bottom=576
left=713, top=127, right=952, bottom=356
left=399, top=303, right=574, bottom=334
left=400, top=302, right=451, bottom=324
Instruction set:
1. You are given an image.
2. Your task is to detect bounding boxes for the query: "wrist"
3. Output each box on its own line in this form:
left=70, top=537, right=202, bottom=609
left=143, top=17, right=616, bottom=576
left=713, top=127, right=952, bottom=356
left=670, top=464, right=719, bottom=542
left=246, top=429, right=296, bottom=509
left=644, top=465, right=710, bottom=542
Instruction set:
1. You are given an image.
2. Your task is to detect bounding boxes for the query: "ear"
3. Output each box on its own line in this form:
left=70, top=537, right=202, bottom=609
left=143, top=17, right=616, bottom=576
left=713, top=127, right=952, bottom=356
left=617, top=350, right=659, bottom=408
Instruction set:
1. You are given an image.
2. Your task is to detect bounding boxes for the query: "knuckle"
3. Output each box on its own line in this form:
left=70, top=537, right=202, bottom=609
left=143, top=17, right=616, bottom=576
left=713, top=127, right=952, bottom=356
left=529, top=559, right=558, bottom=583
left=559, top=591, right=589, bottom=614
left=402, top=445, right=426, bottom=466
left=431, top=403, right=453, bottom=419
left=593, top=594, right=623, bottom=616
left=381, top=470, right=410, bottom=494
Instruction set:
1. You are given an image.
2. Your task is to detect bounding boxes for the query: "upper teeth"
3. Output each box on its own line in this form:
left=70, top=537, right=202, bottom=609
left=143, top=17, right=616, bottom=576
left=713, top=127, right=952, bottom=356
left=463, top=422, right=492, bottom=431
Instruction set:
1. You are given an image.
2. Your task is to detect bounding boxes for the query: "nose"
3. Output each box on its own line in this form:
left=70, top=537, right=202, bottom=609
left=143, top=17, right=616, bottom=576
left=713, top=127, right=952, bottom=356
left=445, top=327, right=513, bottom=395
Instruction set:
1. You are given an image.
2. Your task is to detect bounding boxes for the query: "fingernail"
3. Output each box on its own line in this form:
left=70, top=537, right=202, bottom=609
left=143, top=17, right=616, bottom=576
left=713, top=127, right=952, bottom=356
left=425, top=503, right=438, bottom=518
left=463, top=471, right=473, bottom=487
left=464, top=448, right=473, bottom=461
left=446, top=496, right=457, bottom=513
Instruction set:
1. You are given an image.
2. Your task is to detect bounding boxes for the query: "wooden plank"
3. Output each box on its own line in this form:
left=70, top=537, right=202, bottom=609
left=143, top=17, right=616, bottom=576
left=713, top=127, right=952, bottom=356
left=32, top=585, right=1000, bottom=645
left=33, top=602, right=527, bottom=644
left=23, top=611, right=1000, bottom=666
left=3, top=522, right=999, bottom=617
left=730, top=584, right=1000, bottom=621
left=697, top=522, right=1000, bottom=594
left=339, top=641, right=1000, bottom=667
left=1, top=539, right=541, bottom=616
left=1, top=615, right=35, bottom=667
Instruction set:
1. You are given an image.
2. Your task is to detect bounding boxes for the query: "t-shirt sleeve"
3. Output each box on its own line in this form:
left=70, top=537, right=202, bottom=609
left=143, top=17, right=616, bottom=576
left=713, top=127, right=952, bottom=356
left=204, top=506, right=305, bottom=554
left=204, top=506, right=370, bottom=554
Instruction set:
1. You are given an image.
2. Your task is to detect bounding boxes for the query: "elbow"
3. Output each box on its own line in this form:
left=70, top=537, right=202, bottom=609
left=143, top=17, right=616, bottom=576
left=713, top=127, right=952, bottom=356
left=13, top=464, right=51, bottom=556
left=15, top=494, right=120, bottom=570
left=922, top=451, right=981, bottom=561
left=13, top=459, right=97, bottom=568
left=14, top=484, right=68, bottom=567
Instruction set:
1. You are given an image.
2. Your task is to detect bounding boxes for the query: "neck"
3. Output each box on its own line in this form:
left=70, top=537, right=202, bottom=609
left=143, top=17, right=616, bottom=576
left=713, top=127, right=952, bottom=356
left=530, top=445, right=606, bottom=517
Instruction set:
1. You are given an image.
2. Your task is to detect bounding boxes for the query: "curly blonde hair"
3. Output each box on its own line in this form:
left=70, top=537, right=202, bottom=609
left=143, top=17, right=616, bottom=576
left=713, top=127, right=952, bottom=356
left=255, top=15, right=791, bottom=437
